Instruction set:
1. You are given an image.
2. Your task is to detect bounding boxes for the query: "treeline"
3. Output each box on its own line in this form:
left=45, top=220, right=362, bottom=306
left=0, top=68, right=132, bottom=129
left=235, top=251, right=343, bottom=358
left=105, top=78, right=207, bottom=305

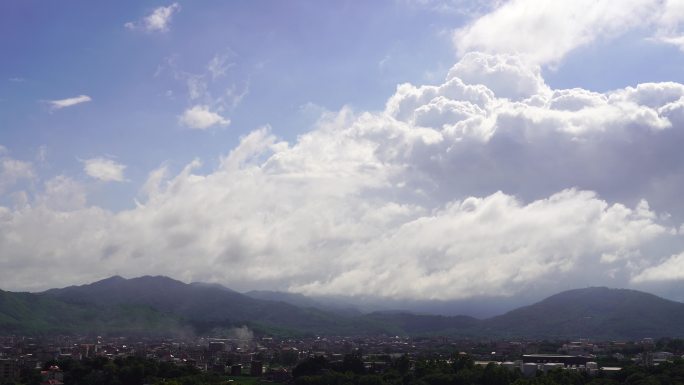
left=5, top=356, right=226, bottom=385
left=655, top=338, right=684, bottom=354
left=292, top=354, right=684, bottom=385
left=5, top=353, right=684, bottom=385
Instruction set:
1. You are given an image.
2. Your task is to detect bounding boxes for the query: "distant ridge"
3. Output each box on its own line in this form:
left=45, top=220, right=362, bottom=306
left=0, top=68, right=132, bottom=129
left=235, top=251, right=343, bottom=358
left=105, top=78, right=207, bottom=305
left=245, top=290, right=362, bottom=317
left=1, top=277, right=684, bottom=338
left=483, top=287, right=684, bottom=339
left=245, top=290, right=325, bottom=309
left=0, top=283, right=184, bottom=336
left=42, top=275, right=363, bottom=335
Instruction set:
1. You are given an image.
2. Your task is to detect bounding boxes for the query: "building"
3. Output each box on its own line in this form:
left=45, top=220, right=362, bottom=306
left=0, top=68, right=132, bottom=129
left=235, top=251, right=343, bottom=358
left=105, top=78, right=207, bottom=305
left=0, top=359, right=19, bottom=382
left=522, top=354, right=590, bottom=367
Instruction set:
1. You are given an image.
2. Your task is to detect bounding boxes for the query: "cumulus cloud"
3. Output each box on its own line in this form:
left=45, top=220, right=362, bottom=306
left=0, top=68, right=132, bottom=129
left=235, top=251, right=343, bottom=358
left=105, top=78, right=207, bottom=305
left=453, top=0, right=684, bottom=65
left=384, top=53, right=684, bottom=213
left=1, top=52, right=684, bottom=300
left=179, top=105, right=230, bottom=129
left=125, top=3, right=180, bottom=32
left=48, top=95, right=91, bottom=110
left=83, top=157, right=126, bottom=182
left=446, top=52, right=548, bottom=100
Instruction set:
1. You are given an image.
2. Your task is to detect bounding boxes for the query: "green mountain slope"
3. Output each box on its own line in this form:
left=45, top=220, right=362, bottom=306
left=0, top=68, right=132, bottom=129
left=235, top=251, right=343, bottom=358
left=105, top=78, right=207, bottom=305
left=245, top=290, right=363, bottom=317
left=4, top=279, right=684, bottom=339
left=41, top=276, right=483, bottom=336
left=483, top=287, right=684, bottom=339
left=43, top=276, right=366, bottom=336
left=363, top=312, right=480, bottom=336
left=0, top=288, right=184, bottom=335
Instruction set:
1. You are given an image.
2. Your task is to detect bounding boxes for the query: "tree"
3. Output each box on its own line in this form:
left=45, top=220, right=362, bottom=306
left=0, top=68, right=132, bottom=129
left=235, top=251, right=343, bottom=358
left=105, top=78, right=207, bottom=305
left=341, top=352, right=365, bottom=375
left=393, top=355, right=411, bottom=375
left=293, top=356, right=329, bottom=378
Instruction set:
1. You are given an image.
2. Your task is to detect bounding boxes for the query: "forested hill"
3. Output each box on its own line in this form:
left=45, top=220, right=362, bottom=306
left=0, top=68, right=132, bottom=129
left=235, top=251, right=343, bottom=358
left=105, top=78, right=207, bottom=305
left=483, top=287, right=684, bottom=339
left=1, top=277, right=683, bottom=339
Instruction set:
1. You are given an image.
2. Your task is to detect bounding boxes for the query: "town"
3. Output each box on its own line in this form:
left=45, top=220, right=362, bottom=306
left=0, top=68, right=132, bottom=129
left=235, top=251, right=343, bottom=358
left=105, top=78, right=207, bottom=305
left=2, top=332, right=683, bottom=385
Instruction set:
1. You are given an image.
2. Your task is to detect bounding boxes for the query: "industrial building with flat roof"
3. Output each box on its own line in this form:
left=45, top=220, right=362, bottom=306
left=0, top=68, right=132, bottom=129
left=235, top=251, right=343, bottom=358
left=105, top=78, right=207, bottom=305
left=522, top=354, right=590, bottom=367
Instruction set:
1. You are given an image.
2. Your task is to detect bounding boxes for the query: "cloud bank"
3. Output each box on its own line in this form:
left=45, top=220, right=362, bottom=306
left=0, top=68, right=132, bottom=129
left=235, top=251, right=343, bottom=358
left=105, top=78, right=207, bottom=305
left=2, top=52, right=684, bottom=301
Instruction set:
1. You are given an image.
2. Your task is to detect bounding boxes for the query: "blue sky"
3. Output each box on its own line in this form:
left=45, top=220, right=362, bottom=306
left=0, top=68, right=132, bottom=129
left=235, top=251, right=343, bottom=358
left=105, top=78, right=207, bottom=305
left=3, top=0, right=684, bottom=305
left=1, top=0, right=469, bottom=209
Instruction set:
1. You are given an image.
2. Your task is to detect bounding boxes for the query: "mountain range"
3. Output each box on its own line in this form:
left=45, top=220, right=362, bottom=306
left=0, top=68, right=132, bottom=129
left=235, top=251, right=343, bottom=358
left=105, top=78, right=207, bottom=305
left=1, top=275, right=684, bottom=339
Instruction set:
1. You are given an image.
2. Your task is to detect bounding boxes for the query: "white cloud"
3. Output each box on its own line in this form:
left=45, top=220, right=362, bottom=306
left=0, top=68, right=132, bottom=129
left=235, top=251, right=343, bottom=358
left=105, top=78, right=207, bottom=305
left=48, top=95, right=91, bottom=110
left=207, top=52, right=235, bottom=80
left=295, top=189, right=668, bottom=299
left=652, top=0, right=684, bottom=50
left=36, top=145, right=47, bottom=163
left=179, top=105, right=230, bottom=130
left=36, top=175, right=87, bottom=211
left=140, top=165, right=169, bottom=201
left=186, top=75, right=207, bottom=100
left=0, top=156, right=34, bottom=193
left=453, top=0, right=681, bottom=65
left=2, top=53, right=684, bottom=298
left=125, top=3, right=180, bottom=33
left=83, top=157, right=126, bottom=182
left=632, top=252, right=684, bottom=283
left=1, top=159, right=33, bottom=178
left=446, top=52, right=549, bottom=100
left=401, top=0, right=504, bottom=15
left=157, top=51, right=246, bottom=128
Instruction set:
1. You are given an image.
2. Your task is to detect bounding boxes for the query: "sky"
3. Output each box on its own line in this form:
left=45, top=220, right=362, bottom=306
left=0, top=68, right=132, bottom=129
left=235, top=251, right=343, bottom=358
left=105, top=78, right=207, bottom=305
left=3, top=0, right=684, bottom=306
